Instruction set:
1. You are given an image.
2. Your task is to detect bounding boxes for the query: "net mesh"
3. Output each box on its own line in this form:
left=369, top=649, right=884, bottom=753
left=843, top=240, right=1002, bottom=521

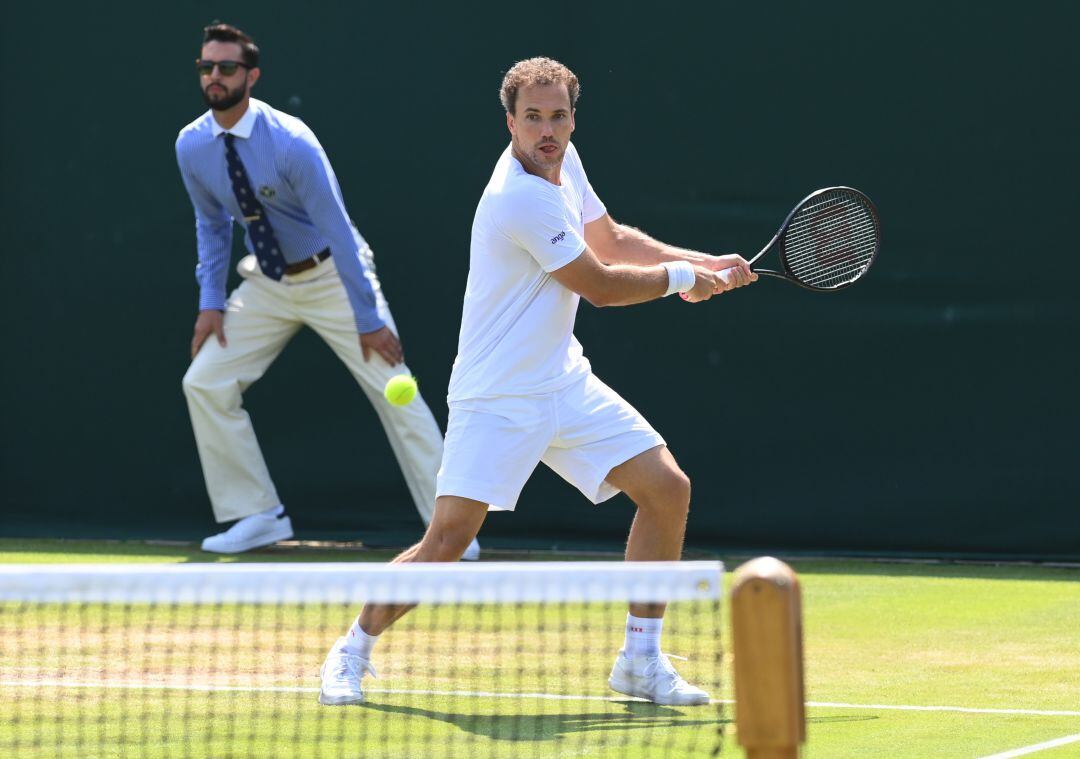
left=781, top=188, right=879, bottom=289
left=1, top=562, right=724, bottom=758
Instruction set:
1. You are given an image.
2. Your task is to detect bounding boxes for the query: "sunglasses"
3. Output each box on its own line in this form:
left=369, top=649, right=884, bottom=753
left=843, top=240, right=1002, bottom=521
left=195, top=59, right=250, bottom=77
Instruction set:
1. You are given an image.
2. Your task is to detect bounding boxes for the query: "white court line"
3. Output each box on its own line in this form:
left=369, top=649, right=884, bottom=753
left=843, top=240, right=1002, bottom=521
left=977, top=732, right=1080, bottom=759
left=805, top=701, right=1080, bottom=718
left=3, top=680, right=1080, bottom=717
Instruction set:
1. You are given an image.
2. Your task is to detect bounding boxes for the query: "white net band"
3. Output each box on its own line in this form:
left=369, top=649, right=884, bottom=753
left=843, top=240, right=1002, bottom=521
left=0, top=561, right=724, bottom=604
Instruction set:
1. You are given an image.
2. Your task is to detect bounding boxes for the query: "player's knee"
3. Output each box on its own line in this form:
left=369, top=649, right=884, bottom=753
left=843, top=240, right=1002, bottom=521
left=670, top=469, right=692, bottom=512
left=654, top=468, right=691, bottom=516
left=632, top=466, right=690, bottom=518
left=420, top=523, right=475, bottom=561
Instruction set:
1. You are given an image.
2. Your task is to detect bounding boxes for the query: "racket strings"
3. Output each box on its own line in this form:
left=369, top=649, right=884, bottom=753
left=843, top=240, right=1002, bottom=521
left=781, top=190, right=878, bottom=289
left=784, top=210, right=876, bottom=286
left=786, top=231, right=877, bottom=285
left=784, top=210, right=876, bottom=284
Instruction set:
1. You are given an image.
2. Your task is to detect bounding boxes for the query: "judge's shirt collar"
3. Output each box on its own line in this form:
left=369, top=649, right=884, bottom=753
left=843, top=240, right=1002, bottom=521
left=210, top=100, right=258, bottom=139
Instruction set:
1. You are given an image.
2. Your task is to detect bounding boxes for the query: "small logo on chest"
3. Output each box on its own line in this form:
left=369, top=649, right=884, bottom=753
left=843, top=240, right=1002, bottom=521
left=550, top=230, right=566, bottom=245
left=259, top=185, right=276, bottom=199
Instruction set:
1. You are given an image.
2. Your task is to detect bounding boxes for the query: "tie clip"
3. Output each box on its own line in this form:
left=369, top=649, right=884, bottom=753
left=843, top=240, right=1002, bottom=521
left=243, top=214, right=261, bottom=222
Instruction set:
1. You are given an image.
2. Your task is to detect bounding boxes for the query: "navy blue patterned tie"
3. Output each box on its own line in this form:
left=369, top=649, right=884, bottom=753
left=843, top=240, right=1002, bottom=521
left=224, top=133, right=286, bottom=280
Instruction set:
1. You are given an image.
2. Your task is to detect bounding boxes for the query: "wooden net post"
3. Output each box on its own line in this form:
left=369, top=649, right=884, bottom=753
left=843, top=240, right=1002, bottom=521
left=730, top=557, right=806, bottom=759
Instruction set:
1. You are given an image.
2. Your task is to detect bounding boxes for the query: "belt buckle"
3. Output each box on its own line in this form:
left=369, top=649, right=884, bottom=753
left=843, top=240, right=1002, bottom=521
left=286, top=251, right=324, bottom=277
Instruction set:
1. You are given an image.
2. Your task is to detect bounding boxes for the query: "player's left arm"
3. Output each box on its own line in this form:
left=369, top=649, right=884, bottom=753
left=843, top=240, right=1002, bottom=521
left=585, top=213, right=752, bottom=278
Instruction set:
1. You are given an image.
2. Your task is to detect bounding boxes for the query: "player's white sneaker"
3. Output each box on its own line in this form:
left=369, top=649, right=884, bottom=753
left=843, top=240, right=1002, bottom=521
left=461, top=538, right=481, bottom=561
left=608, top=652, right=710, bottom=706
left=201, top=510, right=293, bottom=554
left=318, top=637, right=376, bottom=706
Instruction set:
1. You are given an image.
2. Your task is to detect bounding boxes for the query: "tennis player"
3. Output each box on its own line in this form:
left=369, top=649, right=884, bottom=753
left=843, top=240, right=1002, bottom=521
left=320, top=57, right=755, bottom=706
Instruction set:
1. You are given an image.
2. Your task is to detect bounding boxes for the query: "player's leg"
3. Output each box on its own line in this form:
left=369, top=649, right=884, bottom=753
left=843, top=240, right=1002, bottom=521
left=364, top=495, right=488, bottom=633
left=318, top=495, right=486, bottom=706
left=182, top=259, right=302, bottom=551
left=605, top=448, right=707, bottom=705
left=541, top=375, right=707, bottom=705
left=606, top=445, right=691, bottom=615
left=607, top=447, right=708, bottom=704
left=297, top=255, right=453, bottom=542
left=319, top=395, right=552, bottom=706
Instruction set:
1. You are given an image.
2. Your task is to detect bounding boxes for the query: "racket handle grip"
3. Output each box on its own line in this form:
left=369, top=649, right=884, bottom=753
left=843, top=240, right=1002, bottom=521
left=718, top=269, right=733, bottom=286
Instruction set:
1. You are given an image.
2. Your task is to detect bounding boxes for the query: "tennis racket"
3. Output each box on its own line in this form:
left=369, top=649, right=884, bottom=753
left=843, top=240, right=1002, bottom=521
left=718, top=186, right=880, bottom=291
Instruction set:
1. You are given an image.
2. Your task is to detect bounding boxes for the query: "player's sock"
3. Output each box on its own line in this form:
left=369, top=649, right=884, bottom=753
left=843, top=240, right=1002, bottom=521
left=622, top=613, right=663, bottom=659
left=343, top=616, right=378, bottom=659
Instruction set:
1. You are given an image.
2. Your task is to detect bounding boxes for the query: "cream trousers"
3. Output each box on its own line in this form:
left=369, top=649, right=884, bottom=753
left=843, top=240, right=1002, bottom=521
left=182, top=252, right=440, bottom=525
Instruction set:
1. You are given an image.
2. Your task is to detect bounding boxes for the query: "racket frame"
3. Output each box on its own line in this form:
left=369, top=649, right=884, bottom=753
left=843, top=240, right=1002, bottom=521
left=749, top=186, right=880, bottom=292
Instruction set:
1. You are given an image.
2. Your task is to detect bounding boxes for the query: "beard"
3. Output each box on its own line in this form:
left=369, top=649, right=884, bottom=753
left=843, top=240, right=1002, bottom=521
left=513, top=137, right=564, bottom=175
left=202, top=80, right=248, bottom=111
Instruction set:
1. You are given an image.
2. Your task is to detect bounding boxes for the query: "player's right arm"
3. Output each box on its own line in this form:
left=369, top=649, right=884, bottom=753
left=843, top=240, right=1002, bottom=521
left=495, top=183, right=724, bottom=307
left=549, top=245, right=721, bottom=307
left=176, top=136, right=233, bottom=357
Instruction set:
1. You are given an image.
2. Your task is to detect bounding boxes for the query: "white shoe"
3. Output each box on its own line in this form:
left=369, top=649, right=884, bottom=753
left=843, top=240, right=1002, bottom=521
left=608, top=652, right=710, bottom=706
left=318, top=637, right=376, bottom=706
left=461, top=538, right=481, bottom=561
left=201, top=510, right=293, bottom=554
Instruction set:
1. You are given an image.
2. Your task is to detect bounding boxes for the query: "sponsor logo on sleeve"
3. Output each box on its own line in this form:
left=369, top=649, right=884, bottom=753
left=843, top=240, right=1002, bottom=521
left=550, top=231, right=567, bottom=245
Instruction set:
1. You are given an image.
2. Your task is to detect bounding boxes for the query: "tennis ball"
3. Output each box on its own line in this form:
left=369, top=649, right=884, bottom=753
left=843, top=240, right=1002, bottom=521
left=384, top=374, right=418, bottom=406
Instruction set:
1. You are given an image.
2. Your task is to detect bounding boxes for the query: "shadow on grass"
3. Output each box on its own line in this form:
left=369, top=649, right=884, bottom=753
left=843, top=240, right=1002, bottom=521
left=360, top=697, right=727, bottom=743
left=357, top=699, right=875, bottom=748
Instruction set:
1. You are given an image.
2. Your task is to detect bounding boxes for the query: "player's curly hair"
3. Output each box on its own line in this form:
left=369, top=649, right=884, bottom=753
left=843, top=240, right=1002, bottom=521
left=202, top=22, right=260, bottom=68
left=499, top=57, right=580, bottom=115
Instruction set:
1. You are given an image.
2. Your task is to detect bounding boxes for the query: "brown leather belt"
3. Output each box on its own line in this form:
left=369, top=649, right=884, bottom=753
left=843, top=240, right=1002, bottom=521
left=283, top=249, right=331, bottom=276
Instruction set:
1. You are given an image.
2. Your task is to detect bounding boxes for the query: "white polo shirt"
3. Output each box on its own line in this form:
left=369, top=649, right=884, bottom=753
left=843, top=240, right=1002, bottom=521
left=447, top=143, right=607, bottom=402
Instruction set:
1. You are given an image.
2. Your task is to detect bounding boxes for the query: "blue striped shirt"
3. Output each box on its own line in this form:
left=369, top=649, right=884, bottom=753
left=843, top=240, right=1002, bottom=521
left=175, top=98, right=382, bottom=333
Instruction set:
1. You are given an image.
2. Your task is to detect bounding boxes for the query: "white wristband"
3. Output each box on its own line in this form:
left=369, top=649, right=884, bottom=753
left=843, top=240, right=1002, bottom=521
left=661, top=261, right=696, bottom=296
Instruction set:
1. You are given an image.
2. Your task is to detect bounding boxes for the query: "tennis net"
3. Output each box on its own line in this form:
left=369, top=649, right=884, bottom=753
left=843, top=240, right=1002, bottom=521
left=1, top=561, right=724, bottom=758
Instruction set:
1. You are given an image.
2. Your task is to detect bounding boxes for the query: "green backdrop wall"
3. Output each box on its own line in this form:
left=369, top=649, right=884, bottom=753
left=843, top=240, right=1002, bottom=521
left=2, top=2, right=1077, bottom=558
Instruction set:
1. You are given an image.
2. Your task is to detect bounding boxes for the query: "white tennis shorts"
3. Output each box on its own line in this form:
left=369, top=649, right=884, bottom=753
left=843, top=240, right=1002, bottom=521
left=436, top=374, right=665, bottom=511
